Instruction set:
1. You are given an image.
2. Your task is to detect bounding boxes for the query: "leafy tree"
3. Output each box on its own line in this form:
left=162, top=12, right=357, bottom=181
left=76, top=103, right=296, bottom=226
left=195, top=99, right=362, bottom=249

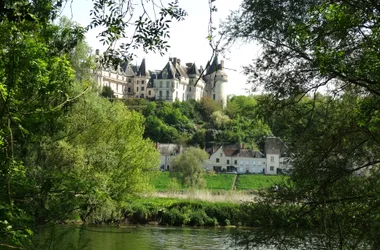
left=170, top=147, right=209, bottom=188
left=226, top=0, right=380, bottom=248
left=101, top=86, right=115, bottom=99
left=0, top=0, right=180, bottom=246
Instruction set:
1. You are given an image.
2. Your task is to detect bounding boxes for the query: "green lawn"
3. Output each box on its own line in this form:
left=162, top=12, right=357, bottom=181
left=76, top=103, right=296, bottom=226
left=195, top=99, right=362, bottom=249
left=204, top=174, right=236, bottom=190
left=236, top=174, right=286, bottom=190
left=151, top=171, right=172, bottom=191
left=151, top=172, right=287, bottom=191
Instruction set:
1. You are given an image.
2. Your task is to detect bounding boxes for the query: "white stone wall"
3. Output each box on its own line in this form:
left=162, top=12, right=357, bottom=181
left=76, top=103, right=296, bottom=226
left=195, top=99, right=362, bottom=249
left=266, top=154, right=280, bottom=175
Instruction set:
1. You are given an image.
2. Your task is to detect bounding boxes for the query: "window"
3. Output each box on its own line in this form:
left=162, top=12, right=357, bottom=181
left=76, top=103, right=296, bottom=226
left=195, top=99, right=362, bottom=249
left=213, top=94, right=216, bottom=100
left=148, top=90, right=151, bottom=95
left=216, top=158, right=220, bottom=163
left=189, top=87, right=192, bottom=91
left=270, top=156, right=274, bottom=162
left=141, top=94, right=144, bottom=98
left=171, top=82, right=174, bottom=87
left=234, top=160, right=237, bottom=165
left=166, top=82, right=169, bottom=88
left=220, top=153, right=223, bottom=157
left=142, top=87, right=145, bottom=91
left=227, top=160, right=230, bottom=164
left=159, top=90, right=162, bottom=97
left=137, top=80, right=139, bottom=84
left=137, top=87, right=139, bottom=91
left=176, top=91, right=178, bottom=99
left=252, top=160, right=256, bottom=165
left=128, top=79, right=131, bottom=83
left=166, top=90, right=169, bottom=98
left=142, top=80, right=145, bottom=85
left=160, top=81, right=163, bottom=88
left=270, top=166, right=274, bottom=171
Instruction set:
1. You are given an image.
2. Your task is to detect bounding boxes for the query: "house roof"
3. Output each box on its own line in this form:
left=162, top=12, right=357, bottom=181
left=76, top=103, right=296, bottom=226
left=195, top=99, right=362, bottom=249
left=208, top=144, right=264, bottom=158
left=187, top=63, right=200, bottom=76
left=136, top=59, right=149, bottom=77
left=157, top=61, right=177, bottom=79
left=157, top=144, right=183, bottom=155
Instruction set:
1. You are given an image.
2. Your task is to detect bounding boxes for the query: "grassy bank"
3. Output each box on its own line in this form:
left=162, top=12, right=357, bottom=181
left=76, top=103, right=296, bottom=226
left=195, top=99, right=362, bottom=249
left=237, top=174, right=286, bottom=190
left=151, top=172, right=285, bottom=191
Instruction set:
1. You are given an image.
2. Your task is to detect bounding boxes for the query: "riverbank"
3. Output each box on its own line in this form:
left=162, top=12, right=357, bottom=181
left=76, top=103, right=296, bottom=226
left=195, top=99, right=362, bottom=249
left=151, top=190, right=259, bottom=203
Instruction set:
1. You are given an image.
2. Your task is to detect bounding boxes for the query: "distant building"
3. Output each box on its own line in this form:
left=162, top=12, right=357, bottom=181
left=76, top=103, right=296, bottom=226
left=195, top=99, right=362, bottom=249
left=206, top=137, right=292, bottom=175
left=153, top=55, right=228, bottom=108
left=156, top=143, right=186, bottom=171
left=157, top=137, right=292, bottom=175
left=94, top=50, right=228, bottom=108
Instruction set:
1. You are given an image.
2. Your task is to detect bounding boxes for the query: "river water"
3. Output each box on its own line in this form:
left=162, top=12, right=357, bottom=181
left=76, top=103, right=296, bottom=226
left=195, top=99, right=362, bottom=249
left=31, top=225, right=259, bottom=250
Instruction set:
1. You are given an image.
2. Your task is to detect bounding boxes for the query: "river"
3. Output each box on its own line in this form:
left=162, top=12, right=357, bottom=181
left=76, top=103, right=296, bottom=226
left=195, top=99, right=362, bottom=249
left=31, top=225, right=262, bottom=250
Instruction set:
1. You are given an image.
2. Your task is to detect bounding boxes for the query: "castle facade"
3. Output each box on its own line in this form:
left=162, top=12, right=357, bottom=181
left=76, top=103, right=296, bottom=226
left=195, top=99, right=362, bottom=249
left=95, top=51, right=229, bottom=108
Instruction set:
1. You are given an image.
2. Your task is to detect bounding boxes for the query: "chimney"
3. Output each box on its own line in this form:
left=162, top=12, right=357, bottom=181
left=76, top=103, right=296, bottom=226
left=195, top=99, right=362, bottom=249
left=95, top=49, right=100, bottom=55
left=172, top=57, right=177, bottom=64
left=220, top=60, right=224, bottom=70
left=177, top=58, right=181, bottom=65
left=186, top=63, right=192, bottom=67
left=200, top=65, right=203, bottom=72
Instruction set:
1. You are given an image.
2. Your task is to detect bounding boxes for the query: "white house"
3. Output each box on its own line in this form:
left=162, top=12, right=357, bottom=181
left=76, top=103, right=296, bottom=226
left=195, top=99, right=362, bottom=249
left=206, top=137, right=292, bottom=175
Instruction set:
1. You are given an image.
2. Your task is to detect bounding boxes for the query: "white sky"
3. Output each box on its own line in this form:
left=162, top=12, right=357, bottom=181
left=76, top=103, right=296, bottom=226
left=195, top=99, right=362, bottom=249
left=62, top=0, right=261, bottom=96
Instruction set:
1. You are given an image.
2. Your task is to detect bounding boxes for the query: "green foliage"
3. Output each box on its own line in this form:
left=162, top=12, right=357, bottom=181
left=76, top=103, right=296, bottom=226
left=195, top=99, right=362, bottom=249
left=122, top=198, right=241, bottom=227
left=0, top=3, right=165, bottom=247
left=226, top=0, right=380, bottom=248
left=100, top=86, right=115, bottom=99
left=170, top=147, right=209, bottom=188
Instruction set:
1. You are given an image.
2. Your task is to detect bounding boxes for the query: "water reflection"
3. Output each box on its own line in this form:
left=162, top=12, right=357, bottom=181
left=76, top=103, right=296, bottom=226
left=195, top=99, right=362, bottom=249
left=32, top=225, right=244, bottom=250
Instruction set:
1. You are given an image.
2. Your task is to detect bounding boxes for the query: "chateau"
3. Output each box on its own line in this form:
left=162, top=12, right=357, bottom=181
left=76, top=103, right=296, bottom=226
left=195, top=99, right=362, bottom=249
left=94, top=51, right=229, bottom=108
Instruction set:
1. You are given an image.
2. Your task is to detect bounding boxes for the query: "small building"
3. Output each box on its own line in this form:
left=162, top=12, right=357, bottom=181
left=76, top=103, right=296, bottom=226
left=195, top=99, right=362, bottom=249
left=156, top=143, right=185, bottom=171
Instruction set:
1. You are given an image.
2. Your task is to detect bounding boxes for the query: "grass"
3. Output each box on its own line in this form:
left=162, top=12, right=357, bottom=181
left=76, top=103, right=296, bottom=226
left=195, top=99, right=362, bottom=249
left=150, top=172, right=174, bottom=191
left=151, top=172, right=287, bottom=191
left=236, top=174, right=286, bottom=190
left=151, top=172, right=236, bottom=191
left=204, top=174, right=236, bottom=190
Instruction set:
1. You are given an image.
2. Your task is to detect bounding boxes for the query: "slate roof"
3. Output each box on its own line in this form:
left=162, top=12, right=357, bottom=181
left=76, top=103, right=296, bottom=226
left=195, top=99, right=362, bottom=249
left=204, top=54, right=227, bottom=77
left=136, top=59, right=149, bottom=77
left=157, top=61, right=177, bottom=79
left=187, top=63, right=200, bottom=75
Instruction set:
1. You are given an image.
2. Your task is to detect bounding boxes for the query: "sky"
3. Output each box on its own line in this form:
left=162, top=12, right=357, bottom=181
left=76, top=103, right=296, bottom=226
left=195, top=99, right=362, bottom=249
left=62, top=0, right=261, bottom=96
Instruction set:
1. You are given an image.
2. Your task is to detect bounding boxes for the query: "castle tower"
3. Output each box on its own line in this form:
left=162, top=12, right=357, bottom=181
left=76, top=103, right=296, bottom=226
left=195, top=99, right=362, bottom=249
left=203, top=54, right=228, bottom=108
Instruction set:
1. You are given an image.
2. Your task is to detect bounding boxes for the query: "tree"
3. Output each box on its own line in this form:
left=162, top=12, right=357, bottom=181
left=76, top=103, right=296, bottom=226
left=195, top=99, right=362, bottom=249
left=226, top=0, right=380, bottom=249
left=101, top=86, right=115, bottom=99
left=0, top=1, right=177, bottom=246
left=170, top=147, right=209, bottom=188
